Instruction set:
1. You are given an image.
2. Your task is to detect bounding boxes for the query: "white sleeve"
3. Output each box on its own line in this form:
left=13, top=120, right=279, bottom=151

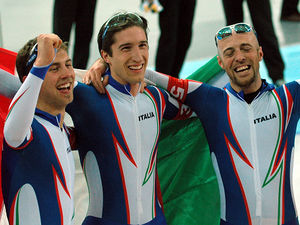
left=145, top=69, right=203, bottom=103
left=144, top=69, right=170, bottom=89
left=4, top=66, right=49, bottom=148
left=0, top=68, right=21, bottom=99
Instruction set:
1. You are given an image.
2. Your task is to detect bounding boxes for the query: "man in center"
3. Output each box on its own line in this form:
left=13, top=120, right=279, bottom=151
left=66, top=12, right=192, bottom=224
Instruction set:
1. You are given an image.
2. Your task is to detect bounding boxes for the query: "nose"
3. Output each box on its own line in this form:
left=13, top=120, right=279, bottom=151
left=60, top=65, right=75, bottom=80
left=235, top=50, right=246, bottom=63
left=131, top=47, right=143, bottom=63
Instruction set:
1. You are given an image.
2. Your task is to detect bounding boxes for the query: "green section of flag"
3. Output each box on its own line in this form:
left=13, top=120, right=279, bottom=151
left=157, top=56, right=222, bottom=225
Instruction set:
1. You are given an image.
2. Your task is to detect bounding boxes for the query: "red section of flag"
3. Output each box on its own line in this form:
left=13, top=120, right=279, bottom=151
left=0, top=47, right=17, bottom=215
left=0, top=48, right=17, bottom=75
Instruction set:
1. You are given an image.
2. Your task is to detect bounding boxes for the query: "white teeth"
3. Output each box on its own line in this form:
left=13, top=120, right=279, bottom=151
left=236, top=65, right=249, bottom=72
left=57, top=83, right=71, bottom=89
left=129, top=65, right=143, bottom=70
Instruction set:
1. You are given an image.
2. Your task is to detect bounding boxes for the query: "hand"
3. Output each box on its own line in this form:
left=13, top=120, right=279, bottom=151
left=34, top=34, right=62, bottom=67
left=82, top=58, right=108, bottom=94
left=140, top=80, right=147, bottom=93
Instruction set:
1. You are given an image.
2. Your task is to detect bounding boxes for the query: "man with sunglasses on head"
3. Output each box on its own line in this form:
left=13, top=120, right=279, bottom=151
left=2, top=34, right=75, bottom=224
left=65, top=12, right=193, bottom=225
left=141, top=23, right=300, bottom=225
left=221, top=0, right=286, bottom=87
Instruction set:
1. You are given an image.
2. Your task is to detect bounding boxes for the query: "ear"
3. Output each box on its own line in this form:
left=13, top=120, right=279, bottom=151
left=101, top=50, right=110, bottom=64
left=258, top=46, right=263, bottom=62
left=217, top=56, right=225, bottom=69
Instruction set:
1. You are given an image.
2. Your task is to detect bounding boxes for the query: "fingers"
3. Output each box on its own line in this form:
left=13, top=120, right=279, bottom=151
left=92, top=71, right=106, bottom=94
left=82, top=58, right=108, bottom=94
left=140, top=80, right=147, bottom=93
left=34, top=34, right=62, bottom=67
left=82, top=68, right=106, bottom=94
left=92, top=79, right=105, bottom=94
left=103, top=75, right=109, bottom=87
left=82, top=70, right=92, bottom=84
left=37, top=34, right=62, bottom=49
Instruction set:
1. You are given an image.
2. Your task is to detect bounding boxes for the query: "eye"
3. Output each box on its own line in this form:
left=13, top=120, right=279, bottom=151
left=121, top=46, right=131, bottom=51
left=49, top=66, right=59, bottom=72
left=241, top=47, right=251, bottom=52
left=139, top=42, right=148, bottom=48
left=224, top=50, right=234, bottom=57
left=241, top=44, right=252, bottom=52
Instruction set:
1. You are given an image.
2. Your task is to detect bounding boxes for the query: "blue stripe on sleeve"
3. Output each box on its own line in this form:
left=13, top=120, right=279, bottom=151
left=30, top=65, right=51, bottom=80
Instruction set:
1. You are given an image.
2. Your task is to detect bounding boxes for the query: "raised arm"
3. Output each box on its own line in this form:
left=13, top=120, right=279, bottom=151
left=4, top=34, right=61, bottom=148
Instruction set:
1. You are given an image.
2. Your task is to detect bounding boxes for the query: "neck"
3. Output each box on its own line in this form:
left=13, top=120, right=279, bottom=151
left=59, top=111, right=65, bottom=128
left=129, top=83, right=141, bottom=97
left=36, top=104, right=65, bottom=128
left=231, top=78, right=262, bottom=94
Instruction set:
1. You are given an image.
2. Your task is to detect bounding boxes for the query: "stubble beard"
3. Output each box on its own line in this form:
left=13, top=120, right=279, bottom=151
left=231, top=70, right=257, bottom=89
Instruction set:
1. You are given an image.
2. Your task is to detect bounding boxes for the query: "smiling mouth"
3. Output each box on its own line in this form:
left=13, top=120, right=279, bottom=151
left=128, top=64, right=143, bottom=70
left=57, top=83, right=72, bottom=91
left=234, top=65, right=250, bottom=73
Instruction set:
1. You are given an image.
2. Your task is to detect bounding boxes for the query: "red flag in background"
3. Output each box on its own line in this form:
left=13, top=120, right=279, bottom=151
left=0, top=47, right=17, bottom=216
left=0, top=48, right=17, bottom=74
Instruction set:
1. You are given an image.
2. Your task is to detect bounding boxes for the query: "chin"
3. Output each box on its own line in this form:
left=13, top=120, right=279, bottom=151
left=130, top=76, right=144, bottom=84
left=62, top=95, right=73, bottom=105
left=237, top=79, right=255, bottom=88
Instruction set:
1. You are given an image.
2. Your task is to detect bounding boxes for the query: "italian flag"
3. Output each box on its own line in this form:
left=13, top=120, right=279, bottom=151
left=0, top=47, right=17, bottom=217
left=157, top=56, right=223, bottom=225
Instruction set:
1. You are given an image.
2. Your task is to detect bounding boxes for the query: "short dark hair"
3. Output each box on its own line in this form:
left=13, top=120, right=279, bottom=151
left=16, top=37, right=68, bottom=82
left=97, top=12, right=148, bottom=56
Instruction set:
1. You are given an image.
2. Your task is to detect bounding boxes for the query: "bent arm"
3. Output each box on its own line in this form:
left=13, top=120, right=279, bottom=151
left=4, top=67, right=48, bottom=147
left=4, top=33, right=61, bottom=148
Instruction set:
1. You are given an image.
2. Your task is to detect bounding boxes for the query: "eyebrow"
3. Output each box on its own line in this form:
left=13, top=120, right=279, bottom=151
left=118, top=40, right=148, bottom=49
left=223, top=47, right=234, bottom=55
left=140, top=40, right=148, bottom=45
left=240, top=43, right=253, bottom=48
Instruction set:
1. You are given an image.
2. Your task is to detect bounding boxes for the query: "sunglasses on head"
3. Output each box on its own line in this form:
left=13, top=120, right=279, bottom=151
left=215, top=23, right=255, bottom=46
left=102, top=12, right=144, bottom=41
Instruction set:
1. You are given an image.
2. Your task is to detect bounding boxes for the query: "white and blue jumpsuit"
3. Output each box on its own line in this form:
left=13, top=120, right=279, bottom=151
left=145, top=71, right=300, bottom=225
left=2, top=66, right=75, bottom=225
left=66, top=71, right=193, bottom=225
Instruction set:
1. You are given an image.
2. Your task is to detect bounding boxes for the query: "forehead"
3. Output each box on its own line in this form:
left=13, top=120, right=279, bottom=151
left=52, top=49, right=70, bottom=63
left=112, top=26, right=147, bottom=45
left=217, top=31, right=258, bottom=51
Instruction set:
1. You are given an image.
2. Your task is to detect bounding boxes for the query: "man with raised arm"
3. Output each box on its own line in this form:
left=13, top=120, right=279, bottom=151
left=2, top=34, right=75, bottom=225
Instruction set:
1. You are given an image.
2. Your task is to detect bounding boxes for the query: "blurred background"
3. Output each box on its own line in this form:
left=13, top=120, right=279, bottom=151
left=1, top=0, right=299, bottom=78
